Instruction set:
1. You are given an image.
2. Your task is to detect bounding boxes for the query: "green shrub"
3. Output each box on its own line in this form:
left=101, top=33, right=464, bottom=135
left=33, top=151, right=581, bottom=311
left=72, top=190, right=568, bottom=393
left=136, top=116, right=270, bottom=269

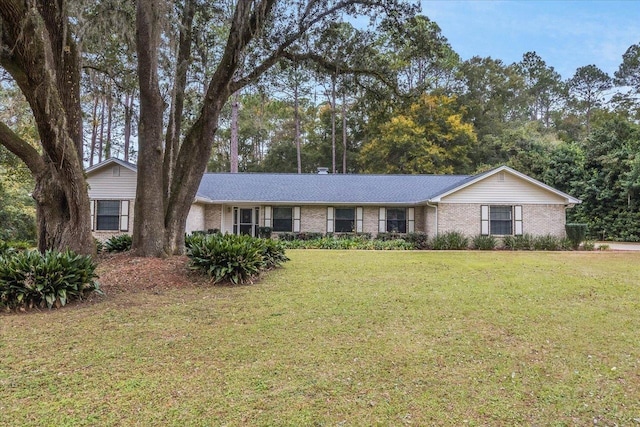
left=432, top=231, right=469, bottom=250
left=376, top=232, right=429, bottom=249
left=0, top=211, right=36, bottom=242
left=368, top=239, right=413, bottom=250
left=1, top=240, right=32, bottom=252
left=375, top=232, right=403, bottom=241
left=472, top=235, right=497, bottom=250
left=582, top=240, right=596, bottom=251
left=258, top=227, right=272, bottom=239
left=186, top=234, right=288, bottom=285
left=503, top=234, right=534, bottom=250
left=277, top=232, right=324, bottom=241
left=565, top=223, right=588, bottom=249
left=559, top=237, right=573, bottom=251
left=331, top=232, right=372, bottom=240
left=0, top=240, right=13, bottom=257
left=94, top=238, right=104, bottom=254
left=0, top=249, right=100, bottom=310
left=404, top=232, right=430, bottom=250
left=501, top=235, right=514, bottom=250
left=299, top=232, right=324, bottom=241
left=277, top=232, right=296, bottom=241
left=104, top=234, right=133, bottom=252
left=185, top=232, right=206, bottom=250
left=277, top=236, right=412, bottom=250
left=533, top=234, right=562, bottom=251
left=258, top=238, right=290, bottom=269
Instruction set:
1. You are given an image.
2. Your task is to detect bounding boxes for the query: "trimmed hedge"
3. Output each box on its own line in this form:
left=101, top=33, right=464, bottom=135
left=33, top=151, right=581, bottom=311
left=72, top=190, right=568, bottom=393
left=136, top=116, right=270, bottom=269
left=565, top=223, right=588, bottom=249
left=0, top=249, right=100, bottom=310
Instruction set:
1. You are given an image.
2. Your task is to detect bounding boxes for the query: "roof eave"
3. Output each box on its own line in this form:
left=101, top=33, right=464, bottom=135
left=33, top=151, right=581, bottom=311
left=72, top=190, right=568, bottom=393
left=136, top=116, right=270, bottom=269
left=85, top=157, right=137, bottom=174
left=192, top=199, right=423, bottom=206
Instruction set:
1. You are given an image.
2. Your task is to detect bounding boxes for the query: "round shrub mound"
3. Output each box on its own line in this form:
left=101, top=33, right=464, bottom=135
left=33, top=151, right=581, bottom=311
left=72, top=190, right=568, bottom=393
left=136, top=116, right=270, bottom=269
left=0, top=249, right=100, bottom=310
left=186, top=233, right=289, bottom=285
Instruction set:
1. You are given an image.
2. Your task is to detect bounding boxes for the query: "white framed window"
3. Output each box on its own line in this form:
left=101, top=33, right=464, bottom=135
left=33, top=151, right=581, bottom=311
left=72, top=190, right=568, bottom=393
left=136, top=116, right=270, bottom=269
left=386, top=208, right=407, bottom=233
left=265, top=206, right=300, bottom=233
left=272, top=207, right=293, bottom=232
left=335, top=208, right=355, bottom=233
left=481, top=205, right=523, bottom=236
left=379, top=207, right=415, bottom=233
left=93, top=200, right=129, bottom=231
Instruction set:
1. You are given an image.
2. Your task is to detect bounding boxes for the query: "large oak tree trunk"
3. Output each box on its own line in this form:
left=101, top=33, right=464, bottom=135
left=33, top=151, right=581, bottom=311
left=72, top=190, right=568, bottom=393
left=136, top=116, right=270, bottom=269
left=33, top=165, right=93, bottom=254
left=132, top=0, right=167, bottom=257
left=0, top=0, right=94, bottom=256
left=133, top=0, right=255, bottom=257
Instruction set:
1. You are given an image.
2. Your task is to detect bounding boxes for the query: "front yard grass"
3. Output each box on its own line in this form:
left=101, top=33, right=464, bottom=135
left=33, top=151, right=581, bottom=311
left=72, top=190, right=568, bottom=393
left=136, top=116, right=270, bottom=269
left=1, top=250, right=639, bottom=426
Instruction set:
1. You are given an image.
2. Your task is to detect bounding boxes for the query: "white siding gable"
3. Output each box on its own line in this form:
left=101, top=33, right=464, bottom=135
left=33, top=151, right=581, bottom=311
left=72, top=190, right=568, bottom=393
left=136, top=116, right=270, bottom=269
left=87, top=165, right=137, bottom=199
left=441, top=171, right=567, bottom=204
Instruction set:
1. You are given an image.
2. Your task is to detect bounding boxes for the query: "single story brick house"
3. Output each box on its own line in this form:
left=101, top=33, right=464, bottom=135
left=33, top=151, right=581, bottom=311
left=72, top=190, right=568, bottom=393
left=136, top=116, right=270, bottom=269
left=86, top=158, right=580, bottom=241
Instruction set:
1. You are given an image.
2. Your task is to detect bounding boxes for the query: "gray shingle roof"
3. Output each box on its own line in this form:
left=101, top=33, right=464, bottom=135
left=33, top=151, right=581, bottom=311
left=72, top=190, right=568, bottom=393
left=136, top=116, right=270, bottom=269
left=196, top=173, right=475, bottom=205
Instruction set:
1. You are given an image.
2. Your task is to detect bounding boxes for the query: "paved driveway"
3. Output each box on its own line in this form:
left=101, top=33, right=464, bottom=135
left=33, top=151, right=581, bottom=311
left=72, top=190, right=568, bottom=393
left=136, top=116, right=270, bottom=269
left=596, top=242, right=640, bottom=251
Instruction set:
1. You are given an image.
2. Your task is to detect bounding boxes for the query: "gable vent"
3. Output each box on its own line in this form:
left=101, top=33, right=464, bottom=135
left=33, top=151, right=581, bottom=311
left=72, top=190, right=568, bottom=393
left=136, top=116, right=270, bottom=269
left=497, top=171, right=505, bottom=182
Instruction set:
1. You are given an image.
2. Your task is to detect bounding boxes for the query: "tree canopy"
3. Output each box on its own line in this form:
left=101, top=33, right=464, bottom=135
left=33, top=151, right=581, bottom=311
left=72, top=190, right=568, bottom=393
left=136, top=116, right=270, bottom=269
left=1, top=2, right=640, bottom=251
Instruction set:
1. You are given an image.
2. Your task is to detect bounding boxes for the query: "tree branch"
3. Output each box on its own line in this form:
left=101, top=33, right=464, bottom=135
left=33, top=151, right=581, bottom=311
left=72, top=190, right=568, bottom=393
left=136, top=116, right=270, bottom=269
left=229, top=0, right=400, bottom=93
left=0, top=121, right=45, bottom=175
left=82, top=64, right=129, bottom=93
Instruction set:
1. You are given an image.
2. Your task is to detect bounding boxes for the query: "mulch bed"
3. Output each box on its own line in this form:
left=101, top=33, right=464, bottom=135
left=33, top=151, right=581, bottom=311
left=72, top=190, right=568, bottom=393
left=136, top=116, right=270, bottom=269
left=96, top=252, right=210, bottom=294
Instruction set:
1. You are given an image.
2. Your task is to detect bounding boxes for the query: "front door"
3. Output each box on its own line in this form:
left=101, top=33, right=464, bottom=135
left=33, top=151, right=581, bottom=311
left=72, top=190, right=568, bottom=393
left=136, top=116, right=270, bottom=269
left=234, top=207, right=259, bottom=236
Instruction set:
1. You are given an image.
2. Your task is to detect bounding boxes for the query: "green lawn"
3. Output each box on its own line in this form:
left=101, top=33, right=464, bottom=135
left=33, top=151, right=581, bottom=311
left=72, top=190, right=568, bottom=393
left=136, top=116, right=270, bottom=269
left=1, top=250, right=639, bottom=426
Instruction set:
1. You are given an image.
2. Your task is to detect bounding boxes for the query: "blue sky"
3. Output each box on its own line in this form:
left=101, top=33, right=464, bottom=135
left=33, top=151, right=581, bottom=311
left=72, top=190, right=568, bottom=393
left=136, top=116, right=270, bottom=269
left=421, top=0, right=640, bottom=79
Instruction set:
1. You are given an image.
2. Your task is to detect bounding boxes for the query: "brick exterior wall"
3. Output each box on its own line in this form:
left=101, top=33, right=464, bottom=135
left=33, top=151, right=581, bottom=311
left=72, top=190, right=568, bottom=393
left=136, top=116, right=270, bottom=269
left=185, top=204, right=205, bottom=233
left=521, top=204, right=567, bottom=237
left=437, top=203, right=482, bottom=237
left=424, top=205, right=437, bottom=238
left=363, top=207, right=379, bottom=234
left=300, top=206, right=327, bottom=233
left=204, top=204, right=223, bottom=231
left=437, top=203, right=567, bottom=237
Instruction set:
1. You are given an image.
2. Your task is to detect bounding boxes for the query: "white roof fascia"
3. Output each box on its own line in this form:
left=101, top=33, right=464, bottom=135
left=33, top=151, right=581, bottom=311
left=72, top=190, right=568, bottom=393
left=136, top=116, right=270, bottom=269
left=194, top=196, right=215, bottom=204
left=85, top=158, right=137, bottom=175
left=428, top=165, right=582, bottom=204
